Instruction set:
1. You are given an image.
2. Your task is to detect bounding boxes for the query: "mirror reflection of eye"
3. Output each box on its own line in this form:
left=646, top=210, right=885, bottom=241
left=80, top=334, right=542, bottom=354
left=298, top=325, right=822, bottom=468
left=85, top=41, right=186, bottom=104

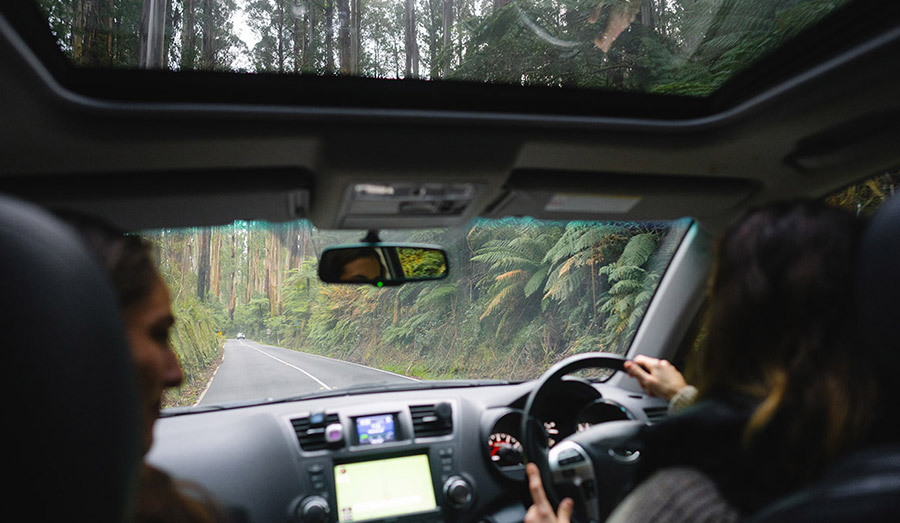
left=319, top=244, right=449, bottom=286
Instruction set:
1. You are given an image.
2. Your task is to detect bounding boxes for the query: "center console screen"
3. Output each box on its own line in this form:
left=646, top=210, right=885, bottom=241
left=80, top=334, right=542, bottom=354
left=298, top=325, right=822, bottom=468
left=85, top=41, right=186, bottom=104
left=334, top=454, right=437, bottom=522
left=355, top=414, right=396, bottom=446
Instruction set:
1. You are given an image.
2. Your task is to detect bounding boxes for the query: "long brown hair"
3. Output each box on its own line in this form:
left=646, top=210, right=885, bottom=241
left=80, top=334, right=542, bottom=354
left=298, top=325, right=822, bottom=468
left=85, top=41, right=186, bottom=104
left=691, top=200, right=873, bottom=480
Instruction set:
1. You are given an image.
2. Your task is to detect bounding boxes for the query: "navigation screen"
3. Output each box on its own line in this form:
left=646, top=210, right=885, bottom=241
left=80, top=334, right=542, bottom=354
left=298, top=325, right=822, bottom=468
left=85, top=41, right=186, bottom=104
left=355, top=414, right=396, bottom=446
left=334, top=454, right=437, bottom=522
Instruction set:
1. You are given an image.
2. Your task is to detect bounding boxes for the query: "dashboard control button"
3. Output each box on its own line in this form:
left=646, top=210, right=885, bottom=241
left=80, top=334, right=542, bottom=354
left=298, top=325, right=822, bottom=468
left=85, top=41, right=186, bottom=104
left=443, top=476, right=473, bottom=509
left=297, top=496, right=330, bottom=523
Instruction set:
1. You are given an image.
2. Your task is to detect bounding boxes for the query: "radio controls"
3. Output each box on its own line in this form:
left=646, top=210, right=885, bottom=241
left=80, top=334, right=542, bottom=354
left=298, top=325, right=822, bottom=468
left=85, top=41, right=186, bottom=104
left=443, top=475, right=473, bottom=509
left=297, top=496, right=330, bottom=523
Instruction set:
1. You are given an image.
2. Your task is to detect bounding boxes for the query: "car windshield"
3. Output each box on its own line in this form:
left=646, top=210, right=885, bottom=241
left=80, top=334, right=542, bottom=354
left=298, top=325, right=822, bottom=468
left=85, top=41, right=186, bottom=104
left=36, top=0, right=850, bottom=96
left=141, top=217, right=691, bottom=409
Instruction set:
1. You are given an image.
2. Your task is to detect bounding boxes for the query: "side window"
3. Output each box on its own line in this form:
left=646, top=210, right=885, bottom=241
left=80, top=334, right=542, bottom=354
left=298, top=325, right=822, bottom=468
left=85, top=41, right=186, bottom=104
left=825, top=172, right=898, bottom=216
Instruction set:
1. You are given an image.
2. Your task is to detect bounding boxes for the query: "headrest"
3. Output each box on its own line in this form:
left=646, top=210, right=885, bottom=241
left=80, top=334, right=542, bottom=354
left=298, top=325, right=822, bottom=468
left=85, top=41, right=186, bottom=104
left=856, top=194, right=900, bottom=365
left=1, top=194, right=142, bottom=521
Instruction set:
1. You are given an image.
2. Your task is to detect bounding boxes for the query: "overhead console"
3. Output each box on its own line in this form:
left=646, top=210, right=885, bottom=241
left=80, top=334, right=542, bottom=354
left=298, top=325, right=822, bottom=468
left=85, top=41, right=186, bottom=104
left=336, top=182, right=482, bottom=229
left=284, top=401, right=475, bottom=523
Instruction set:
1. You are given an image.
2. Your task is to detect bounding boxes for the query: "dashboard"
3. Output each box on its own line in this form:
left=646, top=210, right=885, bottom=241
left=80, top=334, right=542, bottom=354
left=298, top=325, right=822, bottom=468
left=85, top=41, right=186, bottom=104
left=148, top=380, right=668, bottom=523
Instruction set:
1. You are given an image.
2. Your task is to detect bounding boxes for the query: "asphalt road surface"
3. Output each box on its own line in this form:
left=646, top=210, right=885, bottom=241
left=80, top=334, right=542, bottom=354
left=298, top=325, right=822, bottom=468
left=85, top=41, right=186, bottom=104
left=198, top=339, right=418, bottom=406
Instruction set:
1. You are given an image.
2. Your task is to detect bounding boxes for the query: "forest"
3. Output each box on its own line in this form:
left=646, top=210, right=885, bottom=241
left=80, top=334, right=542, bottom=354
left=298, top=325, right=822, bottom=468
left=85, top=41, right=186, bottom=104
left=145, top=217, right=689, bottom=406
left=30, top=0, right=889, bottom=408
left=37, top=0, right=849, bottom=95
left=142, top=172, right=896, bottom=408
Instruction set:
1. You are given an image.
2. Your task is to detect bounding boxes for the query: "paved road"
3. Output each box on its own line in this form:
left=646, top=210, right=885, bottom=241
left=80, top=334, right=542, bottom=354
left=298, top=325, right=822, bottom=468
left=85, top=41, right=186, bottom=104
left=198, top=339, right=418, bottom=406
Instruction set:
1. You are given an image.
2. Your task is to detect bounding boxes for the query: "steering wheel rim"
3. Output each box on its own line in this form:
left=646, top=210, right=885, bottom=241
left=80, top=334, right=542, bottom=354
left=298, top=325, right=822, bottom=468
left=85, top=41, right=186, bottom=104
left=521, top=352, right=636, bottom=522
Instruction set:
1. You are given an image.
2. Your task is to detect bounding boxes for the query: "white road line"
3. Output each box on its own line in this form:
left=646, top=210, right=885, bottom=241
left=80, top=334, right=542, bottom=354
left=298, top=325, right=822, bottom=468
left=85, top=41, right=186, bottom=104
left=193, top=351, right=222, bottom=406
left=240, top=340, right=332, bottom=390
left=302, top=351, right=420, bottom=382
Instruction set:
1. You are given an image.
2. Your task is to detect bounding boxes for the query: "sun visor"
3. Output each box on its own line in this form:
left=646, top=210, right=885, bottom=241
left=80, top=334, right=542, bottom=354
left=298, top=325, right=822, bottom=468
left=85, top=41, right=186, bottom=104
left=485, top=170, right=759, bottom=222
left=0, top=168, right=312, bottom=230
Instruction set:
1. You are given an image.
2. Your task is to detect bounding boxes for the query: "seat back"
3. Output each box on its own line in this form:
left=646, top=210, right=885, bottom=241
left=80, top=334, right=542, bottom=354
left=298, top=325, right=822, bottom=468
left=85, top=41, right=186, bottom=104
left=2, top=195, right=142, bottom=521
left=749, top=193, right=900, bottom=522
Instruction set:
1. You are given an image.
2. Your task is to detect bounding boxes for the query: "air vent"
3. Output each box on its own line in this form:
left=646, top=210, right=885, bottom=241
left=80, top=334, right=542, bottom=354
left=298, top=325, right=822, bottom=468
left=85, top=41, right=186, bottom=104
left=291, top=412, right=340, bottom=451
left=410, top=403, right=453, bottom=438
left=644, top=406, right=668, bottom=423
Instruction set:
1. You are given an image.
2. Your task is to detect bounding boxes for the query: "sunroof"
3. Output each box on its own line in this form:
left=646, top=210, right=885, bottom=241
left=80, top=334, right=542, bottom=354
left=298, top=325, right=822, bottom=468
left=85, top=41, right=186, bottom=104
left=35, top=0, right=851, bottom=97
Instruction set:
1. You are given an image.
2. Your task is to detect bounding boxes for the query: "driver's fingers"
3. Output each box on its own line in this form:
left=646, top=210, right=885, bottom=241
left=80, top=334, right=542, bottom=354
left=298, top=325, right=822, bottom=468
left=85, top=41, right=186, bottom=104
left=624, top=360, right=653, bottom=383
left=557, top=498, right=575, bottom=523
left=632, top=354, right=661, bottom=368
left=526, top=463, right=550, bottom=507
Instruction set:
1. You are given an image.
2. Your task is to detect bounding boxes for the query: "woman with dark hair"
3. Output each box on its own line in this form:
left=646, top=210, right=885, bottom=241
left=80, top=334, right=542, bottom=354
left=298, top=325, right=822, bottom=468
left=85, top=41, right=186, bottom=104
left=64, top=213, right=229, bottom=523
left=525, top=200, right=871, bottom=522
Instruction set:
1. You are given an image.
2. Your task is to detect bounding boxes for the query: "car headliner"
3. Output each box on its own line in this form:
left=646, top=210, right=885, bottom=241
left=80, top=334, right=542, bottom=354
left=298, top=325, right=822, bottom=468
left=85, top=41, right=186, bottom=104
left=0, top=0, right=898, bottom=233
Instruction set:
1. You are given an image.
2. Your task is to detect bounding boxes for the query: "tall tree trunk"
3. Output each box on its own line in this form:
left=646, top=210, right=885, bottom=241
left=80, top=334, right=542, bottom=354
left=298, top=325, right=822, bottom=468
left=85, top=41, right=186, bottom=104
left=293, top=1, right=302, bottom=72
left=79, top=0, right=108, bottom=66
left=139, top=0, right=167, bottom=68
left=337, top=0, right=350, bottom=74
left=245, top=228, right=253, bottom=304
left=325, top=1, right=335, bottom=73
left=404, top=0, right=419, bottom=77
left=211, top=230, right=222, bottom=298
left=201, top=0, right=216, bottom=68
left=198, top=229, right=210, bottom=302
left=350, top=0, right=360, bottom=75
left=228, top=228, right=237, bottom=319
left=181, top=0, right=197, bottom=68
left=441, top=0, right=453, bottom=77
left=276, top=0, right=285, bottom=72
left=640, top=0, right=656, bottom=31
left=305, top=0, right=316, bottom=69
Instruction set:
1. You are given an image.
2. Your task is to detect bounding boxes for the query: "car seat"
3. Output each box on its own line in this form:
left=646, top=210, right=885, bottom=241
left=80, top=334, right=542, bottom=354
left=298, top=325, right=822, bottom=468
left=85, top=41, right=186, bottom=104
left=748, top=192, right=900, bottom=522
left=2, top=194, right=142, bottom=521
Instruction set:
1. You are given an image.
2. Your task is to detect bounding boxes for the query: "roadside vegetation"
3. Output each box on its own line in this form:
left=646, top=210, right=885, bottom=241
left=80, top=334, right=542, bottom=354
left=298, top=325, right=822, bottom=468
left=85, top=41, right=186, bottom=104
left=47, top=0, right=889, bottom=405
left=145, top=171, right=897, bottom=407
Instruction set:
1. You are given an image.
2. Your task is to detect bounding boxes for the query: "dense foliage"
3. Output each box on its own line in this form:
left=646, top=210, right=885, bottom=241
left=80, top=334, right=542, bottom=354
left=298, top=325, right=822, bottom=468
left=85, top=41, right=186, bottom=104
left=37, top=0, right=850, bottom=93
left=142, top=218, right=688, bottom=405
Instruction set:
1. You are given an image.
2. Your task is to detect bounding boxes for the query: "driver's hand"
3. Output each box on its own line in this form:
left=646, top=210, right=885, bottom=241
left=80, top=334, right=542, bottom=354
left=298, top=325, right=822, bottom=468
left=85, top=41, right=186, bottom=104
left=624, top=355, right=688, bottom=401
left=525, top=463, right=574, bottom=523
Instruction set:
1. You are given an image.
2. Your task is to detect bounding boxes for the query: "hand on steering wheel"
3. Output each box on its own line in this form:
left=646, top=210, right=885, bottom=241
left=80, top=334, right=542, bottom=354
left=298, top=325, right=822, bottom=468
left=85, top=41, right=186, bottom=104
left=525, top=463, right=574, bottom=523
left=522, top=352, right=647, bottom=523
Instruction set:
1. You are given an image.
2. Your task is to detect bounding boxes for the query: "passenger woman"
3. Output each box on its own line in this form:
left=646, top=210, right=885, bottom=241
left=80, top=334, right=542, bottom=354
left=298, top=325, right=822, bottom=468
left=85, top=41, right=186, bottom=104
left=64, top=214, right=230, bottom=523
left=526, top=200, right=872, bottom=522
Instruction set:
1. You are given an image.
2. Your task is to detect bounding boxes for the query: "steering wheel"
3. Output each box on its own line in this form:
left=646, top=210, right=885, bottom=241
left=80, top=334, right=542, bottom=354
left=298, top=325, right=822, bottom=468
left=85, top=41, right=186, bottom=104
left=521, top=352, right=648, bottom=523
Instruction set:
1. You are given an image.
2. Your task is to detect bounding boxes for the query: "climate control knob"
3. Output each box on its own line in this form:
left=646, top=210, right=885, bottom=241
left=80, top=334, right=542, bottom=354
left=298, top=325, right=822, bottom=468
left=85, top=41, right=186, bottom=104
left=297, top=495, right=330, bottom=523
left=443, top=475, right=473, bottom=509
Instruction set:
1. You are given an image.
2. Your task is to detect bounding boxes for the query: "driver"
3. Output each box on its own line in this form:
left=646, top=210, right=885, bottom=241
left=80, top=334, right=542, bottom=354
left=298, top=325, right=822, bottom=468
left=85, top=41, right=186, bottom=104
left=525, top=200, right=873, bottom=523
left=321, top=247, right=386, bottom=282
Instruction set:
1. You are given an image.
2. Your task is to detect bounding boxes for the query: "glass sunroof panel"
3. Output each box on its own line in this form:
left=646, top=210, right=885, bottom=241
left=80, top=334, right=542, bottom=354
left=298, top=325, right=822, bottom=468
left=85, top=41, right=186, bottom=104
left=34, top=0, right=851, bottom=96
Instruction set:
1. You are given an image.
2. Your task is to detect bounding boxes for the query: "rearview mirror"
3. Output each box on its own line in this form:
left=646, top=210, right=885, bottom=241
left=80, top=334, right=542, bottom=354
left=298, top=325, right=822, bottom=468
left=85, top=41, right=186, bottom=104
left=318, top=244, right=449, bottom=286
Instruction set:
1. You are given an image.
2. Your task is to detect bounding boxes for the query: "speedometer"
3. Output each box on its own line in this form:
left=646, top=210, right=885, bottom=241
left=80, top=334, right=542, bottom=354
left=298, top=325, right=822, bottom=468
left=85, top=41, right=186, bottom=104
left=487, top=432, right=523, bottom=467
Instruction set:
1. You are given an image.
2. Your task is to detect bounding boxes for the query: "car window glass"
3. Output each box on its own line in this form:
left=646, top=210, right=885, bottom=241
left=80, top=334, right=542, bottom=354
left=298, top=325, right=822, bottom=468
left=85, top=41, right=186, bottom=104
left=825, top=171, right=899, bottom=217
left=35, top=0, right=851, bottom=96
left=138, top=217, right=691, bottom=409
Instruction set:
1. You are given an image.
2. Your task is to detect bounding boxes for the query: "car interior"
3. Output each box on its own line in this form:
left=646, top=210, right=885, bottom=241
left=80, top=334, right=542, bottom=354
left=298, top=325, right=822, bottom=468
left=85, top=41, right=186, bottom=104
left=2, top=0, right=899, bottom=522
